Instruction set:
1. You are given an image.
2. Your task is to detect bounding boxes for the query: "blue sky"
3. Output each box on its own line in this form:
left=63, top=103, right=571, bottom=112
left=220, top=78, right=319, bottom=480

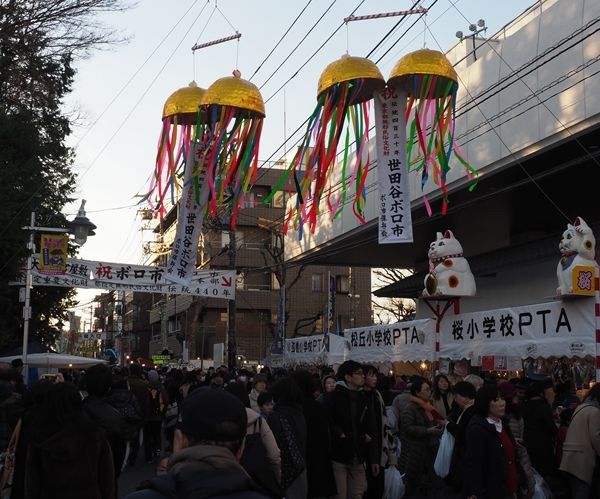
left=63, top=0, right=528, bottom=294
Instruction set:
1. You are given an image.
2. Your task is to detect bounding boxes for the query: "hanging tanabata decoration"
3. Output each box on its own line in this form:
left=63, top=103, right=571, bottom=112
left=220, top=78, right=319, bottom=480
left=142, top=81, right=206, bottom=218
left=196, top=70, right=265, bottom=228
left=387, top=49, right=477, bottom=215
left=268, top=55, right=385, bottom=238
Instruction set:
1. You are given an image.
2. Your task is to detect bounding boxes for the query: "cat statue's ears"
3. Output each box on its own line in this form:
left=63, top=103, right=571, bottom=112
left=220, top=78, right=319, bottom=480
left=436, top=230, right=456, bottom=240
left=573, top=217, right=590, bottom=234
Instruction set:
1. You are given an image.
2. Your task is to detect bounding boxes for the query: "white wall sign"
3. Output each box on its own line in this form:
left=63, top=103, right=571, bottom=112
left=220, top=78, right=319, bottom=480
left=440, top=299, right=595, bottom=359
left=374, top=87, right=413, bottom=244
left=343, top=319, right=435, bottom=362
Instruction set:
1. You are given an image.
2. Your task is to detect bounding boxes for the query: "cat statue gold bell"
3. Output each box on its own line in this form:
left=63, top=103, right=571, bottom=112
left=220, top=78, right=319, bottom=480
left=423, top=230, right=476, bottom=297
left=556, top=217, right=597, bottom=295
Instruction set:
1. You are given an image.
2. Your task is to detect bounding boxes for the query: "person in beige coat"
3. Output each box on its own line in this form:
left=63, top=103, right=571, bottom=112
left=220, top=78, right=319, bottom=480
left=559, top=384, right=600, bottom=499
left=245, top=407, right=282, bottom=483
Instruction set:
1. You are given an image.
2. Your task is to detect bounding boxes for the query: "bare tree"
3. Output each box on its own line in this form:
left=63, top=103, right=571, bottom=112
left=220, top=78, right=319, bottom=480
left=259, top=225, right=307, bottom=339
left=372, top=267, right=416, bottom=324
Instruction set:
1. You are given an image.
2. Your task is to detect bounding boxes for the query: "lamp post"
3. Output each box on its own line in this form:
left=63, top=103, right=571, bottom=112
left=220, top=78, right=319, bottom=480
left=21, top=200, right=96, bottom=384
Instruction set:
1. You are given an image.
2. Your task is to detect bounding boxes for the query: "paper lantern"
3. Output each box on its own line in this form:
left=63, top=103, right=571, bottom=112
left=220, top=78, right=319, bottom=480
left=143, top=81, right=205, bottom=218
left=269, top=55, right=385, bottom=237
left=388, top=49, right=476, bottom=215
left=194, top=70, right=265, bottom=228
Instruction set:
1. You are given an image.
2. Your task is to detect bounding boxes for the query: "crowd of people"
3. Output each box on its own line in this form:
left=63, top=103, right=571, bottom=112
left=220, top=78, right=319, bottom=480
left=0, top=358, right=598, bottom=499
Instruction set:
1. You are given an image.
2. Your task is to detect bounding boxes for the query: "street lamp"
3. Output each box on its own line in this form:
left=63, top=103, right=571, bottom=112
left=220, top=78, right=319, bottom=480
left=21, top=200, right=96, bottom=383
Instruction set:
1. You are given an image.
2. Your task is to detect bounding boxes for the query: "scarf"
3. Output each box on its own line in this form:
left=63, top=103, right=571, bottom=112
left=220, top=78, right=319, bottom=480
left=410, top=395, right=439, bottom=422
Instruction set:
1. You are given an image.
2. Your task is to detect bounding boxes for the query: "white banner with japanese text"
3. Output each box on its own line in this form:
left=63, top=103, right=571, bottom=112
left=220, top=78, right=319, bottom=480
left=440, top=299, right=595, bottom=359
left=343, top=319, right=435, bottom=362
left=14, top=255, right=235, bottom=300
left=284, top=334, right=349, bottom=366
left=166, top=141, right=210, bottom=285
left=374, top=87, right=413, bottom=244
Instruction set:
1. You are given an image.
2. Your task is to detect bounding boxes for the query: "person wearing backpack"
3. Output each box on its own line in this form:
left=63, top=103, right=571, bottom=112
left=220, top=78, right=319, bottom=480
left=225, top=382, right=282, bottom=498
left=145, top=370, right=168, bottom=463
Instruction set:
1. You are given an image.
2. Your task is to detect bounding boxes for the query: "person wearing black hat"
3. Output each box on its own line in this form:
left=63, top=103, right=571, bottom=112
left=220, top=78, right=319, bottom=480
left=123, top=387, right=271, bottom=499
left=444, top=381, right=476, bottom=496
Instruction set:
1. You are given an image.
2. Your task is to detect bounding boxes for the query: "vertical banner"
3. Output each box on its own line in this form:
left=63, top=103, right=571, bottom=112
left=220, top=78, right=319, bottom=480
left=166, top=141, right=210, bottom=285
left=272, top=285, right=286, bottom=354
left=374, top=87, right=413, bottom=244
left=327, top=272, right=336, bottom=334
left=39, top=234, right=68, bottom=275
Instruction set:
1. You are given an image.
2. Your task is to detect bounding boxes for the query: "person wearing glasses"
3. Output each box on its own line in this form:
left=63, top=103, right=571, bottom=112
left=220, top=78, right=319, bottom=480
left=321, top=360, right=378, bottom=499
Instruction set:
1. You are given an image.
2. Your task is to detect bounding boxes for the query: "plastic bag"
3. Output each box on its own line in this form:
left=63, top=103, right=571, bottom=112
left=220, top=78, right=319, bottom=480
left=383, top=466, right=405, bottom=499
left=532, top=469, right=552, bottom=499
left=434, top=426, right=455, bottom=478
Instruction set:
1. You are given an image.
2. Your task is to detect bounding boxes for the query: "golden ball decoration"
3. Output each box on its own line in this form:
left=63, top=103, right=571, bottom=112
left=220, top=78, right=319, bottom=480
left=201, top=70, right=265, bottom=118
left=162, top=81, right=206, bottom=119
left=388, top=49, right=458, bottom=98
left=318, top=55, right=385, bottom=103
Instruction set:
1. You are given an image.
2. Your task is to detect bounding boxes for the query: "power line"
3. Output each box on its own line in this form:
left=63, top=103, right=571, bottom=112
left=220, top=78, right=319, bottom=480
left=249, top=0, right=314, bottom=81
left=0, top=0, right=211, bottom=242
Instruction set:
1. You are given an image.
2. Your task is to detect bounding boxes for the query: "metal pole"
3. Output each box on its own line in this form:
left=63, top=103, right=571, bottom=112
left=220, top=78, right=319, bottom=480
left=227, top=229, right=237, bottom=370
left=22, top=211, right=35, bottom=385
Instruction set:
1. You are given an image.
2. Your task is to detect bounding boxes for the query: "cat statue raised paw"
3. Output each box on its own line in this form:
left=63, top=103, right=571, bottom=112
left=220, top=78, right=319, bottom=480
left=556, top=217, right=597, bottom=295
left=423, top=230, right=476, bottom=297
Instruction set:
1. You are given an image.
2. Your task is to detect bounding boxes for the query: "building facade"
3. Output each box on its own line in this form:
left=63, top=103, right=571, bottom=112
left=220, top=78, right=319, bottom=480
left=132, top=168, right=371, bottom=363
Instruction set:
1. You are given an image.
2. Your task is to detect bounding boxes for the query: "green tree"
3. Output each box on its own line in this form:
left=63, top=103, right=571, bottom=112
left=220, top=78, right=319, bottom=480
left=0, top=0, right=128, bottom=351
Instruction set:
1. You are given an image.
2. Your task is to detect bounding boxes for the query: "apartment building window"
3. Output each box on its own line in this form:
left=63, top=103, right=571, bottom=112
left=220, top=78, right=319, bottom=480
left=311, top=273, right=322, bottom=292
left=336, top=275, right=350, bottom=294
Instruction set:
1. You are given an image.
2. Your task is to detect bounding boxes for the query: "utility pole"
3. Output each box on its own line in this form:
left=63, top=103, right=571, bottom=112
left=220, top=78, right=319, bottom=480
left=227, top=229, right=237, bottom=370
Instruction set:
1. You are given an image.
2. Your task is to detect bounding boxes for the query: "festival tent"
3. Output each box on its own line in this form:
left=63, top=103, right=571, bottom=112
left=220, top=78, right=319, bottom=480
left=439, top=299, right=595, bottom=361
left=342, top=319, right=435, bottom=363
left=0, top=353, right=108, bottom=369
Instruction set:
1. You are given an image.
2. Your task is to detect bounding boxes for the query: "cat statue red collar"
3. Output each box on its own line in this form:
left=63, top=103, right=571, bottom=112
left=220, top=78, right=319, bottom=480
left=556, top=217, right=597, bottom=295
left=423, top=230, right=476, bottom=297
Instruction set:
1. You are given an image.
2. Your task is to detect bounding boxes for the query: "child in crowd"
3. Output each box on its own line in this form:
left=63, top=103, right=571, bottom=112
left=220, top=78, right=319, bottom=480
left=257, top=391, right=274, bottom=419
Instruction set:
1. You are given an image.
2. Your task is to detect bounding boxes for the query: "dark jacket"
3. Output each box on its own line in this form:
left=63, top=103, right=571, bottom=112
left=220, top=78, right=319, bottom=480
left=123, top=445, right=270, bottom=499
left=321, top=384, right=377, bottom=465
left=83, top=395, right=126, bottom=477
left=0, top=386, right=23, bottom=450
left=146, top=381, right=169, bottom=422
left=522, top=397, right=558, bottom=477
left=445, top=403, right=476, bottom=491
left=267, top=402, right=307, bottom=489
left=398, top=400, right=439, bottom=483
left=24, top=421, right=115, bottom=499
left=108, top=388, right=142, bottom=440
left=128, top=375, right=150, bottom=420
left=464, top=415, right=526, bottom=499
left=301, top=397, right=336, bottom=498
